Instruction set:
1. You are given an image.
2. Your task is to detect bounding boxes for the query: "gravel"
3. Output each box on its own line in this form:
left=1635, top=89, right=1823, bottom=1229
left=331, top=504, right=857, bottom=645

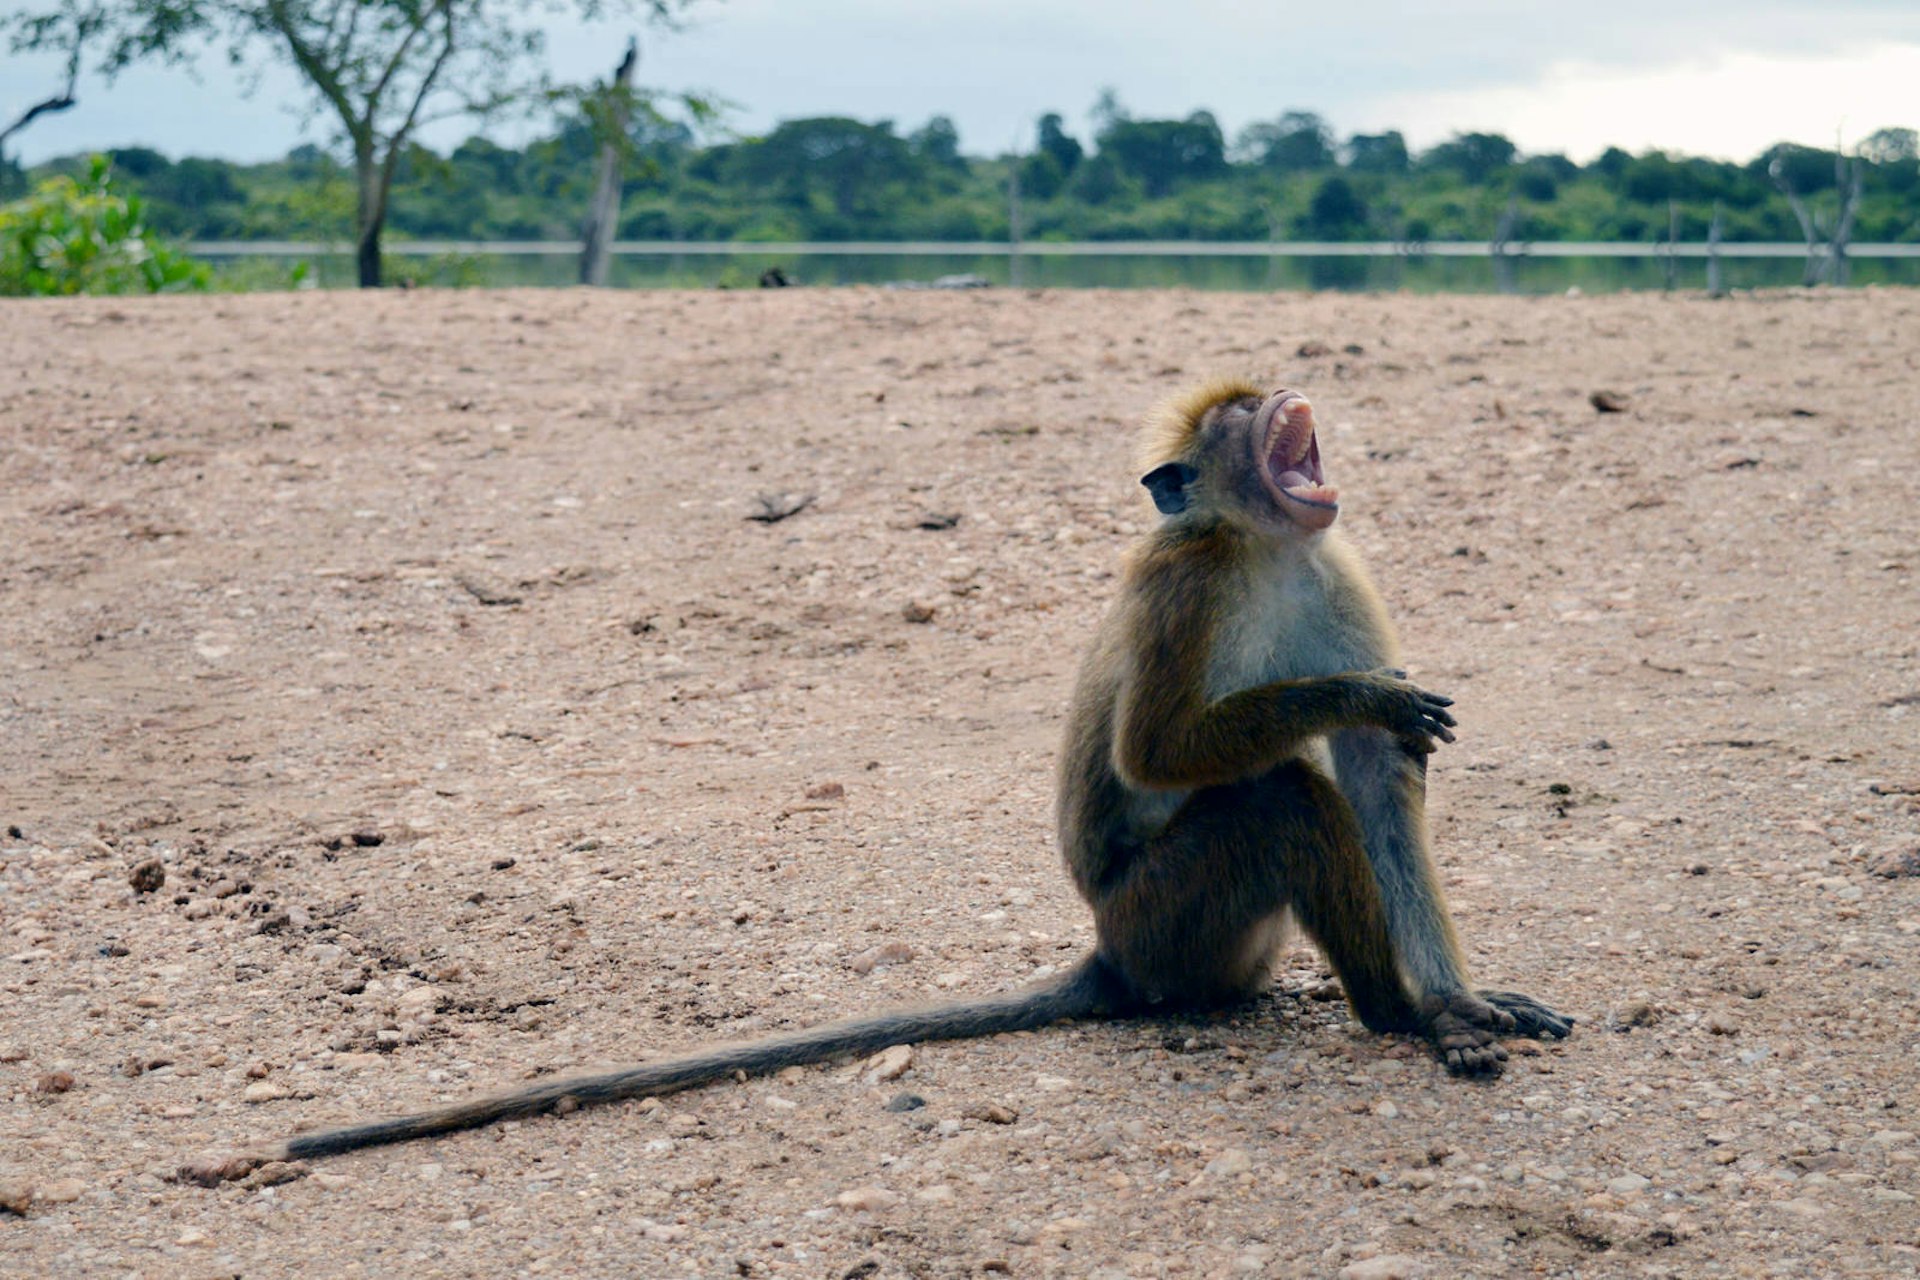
left=2, top=286, right=1917, bottom=1277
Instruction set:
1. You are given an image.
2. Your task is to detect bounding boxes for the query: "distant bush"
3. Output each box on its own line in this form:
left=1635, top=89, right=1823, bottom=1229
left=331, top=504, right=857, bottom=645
left=0, top=156, right=210, bottom=296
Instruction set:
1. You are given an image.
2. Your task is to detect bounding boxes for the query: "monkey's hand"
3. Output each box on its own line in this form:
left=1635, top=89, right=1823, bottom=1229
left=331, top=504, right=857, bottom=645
left=1421, top=990, right=1514, bottom=1076
left=1355, top=669, right=1457, bottom=751
left=1477, top=989, right=1575, bottom=1040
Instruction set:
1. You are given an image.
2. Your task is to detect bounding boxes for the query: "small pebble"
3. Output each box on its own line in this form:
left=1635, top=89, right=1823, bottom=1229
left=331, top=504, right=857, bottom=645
left=846, top=941, right=914, bottom=975
left=835, top=1186, right=902, bottom=1212
left=38, top=1178, right=86, bottom=1205
left=865, top=1044, right=914, bottom=1083
left=1612, top=1000, right=1659, bottom=1029
left=1205, top=1148, right=1254, bottom=1177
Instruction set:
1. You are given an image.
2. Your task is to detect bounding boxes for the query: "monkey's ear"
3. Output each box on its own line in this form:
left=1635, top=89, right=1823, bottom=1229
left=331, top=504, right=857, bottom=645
left=1140, top=462, right=1198, bottom=515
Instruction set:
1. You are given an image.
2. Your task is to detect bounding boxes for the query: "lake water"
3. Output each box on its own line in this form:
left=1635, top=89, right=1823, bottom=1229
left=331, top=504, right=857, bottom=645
left=202, top=244, right=1920, bottom=293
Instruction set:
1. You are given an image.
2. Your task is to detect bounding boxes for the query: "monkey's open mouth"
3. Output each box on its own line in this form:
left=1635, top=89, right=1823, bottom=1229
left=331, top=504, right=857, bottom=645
left=1261, top=393, right=1340, bottom=530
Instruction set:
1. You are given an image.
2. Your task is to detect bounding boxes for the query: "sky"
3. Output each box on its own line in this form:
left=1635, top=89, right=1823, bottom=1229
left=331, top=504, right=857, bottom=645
left=4, top=0, right=1919, bottom=166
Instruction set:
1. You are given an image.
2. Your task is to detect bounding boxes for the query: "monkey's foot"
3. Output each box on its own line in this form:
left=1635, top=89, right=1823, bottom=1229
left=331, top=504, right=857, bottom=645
left=1424, top=991, right=1514, bottom=1076
left=1477, top=988, right=1575, bottom=1040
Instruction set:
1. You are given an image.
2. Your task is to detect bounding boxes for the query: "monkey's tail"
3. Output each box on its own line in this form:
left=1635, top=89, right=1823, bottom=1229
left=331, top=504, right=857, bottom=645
left=270, top=952, right=1129, bottom=1161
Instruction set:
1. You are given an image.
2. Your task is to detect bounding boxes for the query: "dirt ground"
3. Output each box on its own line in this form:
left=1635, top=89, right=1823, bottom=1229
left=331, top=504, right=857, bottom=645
left=2, top=284, right=1918, bottom=1279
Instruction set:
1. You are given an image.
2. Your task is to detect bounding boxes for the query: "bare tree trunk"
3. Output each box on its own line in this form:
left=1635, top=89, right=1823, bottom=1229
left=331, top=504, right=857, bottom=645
left=1661, top=199, right=1679, bottom=291
left=580, top=38, right=639, bottom=288
left=1007, top=155, right=1024, bottom=288
left=1707, top=201, right=1725, bottom=298
left=1768, top=158, right=1821, bottom=286
left=1829, top=154, right=1862, bottom=287
left=355, top=142, right=384, bottom=289
left=1490, top=197, right=1518, bottom=294
left=1258, top=198, right=1281, bottom=289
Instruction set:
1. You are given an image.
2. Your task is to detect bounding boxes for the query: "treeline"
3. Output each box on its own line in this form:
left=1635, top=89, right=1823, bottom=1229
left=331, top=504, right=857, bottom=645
left=10, top=106, right=1919, bottom=245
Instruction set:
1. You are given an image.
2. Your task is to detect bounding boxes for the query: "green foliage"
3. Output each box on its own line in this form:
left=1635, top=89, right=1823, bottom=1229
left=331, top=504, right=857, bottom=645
left=1096, top=112, right=1228, bottom=197
left=1302, top=175, right=1369, bottom=239
left=0, top=155, right=209, bottom=295
left=1346, top=131, right=1410, bottom=175
left=16, top=96, right=1920, bottom=274
left=1237, top=111, right=1336, bottom=171
left=1421, top=132, right=1518, bottom=183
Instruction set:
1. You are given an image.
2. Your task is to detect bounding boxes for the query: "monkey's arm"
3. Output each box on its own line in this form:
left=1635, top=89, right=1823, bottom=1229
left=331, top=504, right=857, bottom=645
left=1110, top=543, right=1454, bottom=791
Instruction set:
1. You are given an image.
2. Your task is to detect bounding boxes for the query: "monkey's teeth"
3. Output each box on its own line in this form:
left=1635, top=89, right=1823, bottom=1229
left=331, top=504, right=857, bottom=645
left=1284, top=482, right=1339, bottom=506
left=1269, top=420, right=1314, bottom=468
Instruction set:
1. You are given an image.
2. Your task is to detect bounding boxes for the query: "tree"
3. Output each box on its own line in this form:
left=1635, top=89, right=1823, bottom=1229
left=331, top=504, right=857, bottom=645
left=1096, top=111, right=1226, bottom=198
left=1421, top=132, right=1518, bottom=183
left=734, top=117, right=915, bottom=222
left=909, top=116, right=965, bottom=172
left=1235, top=110, right=1333, bottom=171
left=1301, top=174, right=1368, bottom=238
left=579, top=37, right=638, bottom=287
left=1767, top=143, right=1862, bottom=284
left=1343, top=130, right=1409, bottom=175
left=1036, top=112, right=1082, bottom=176
left=1018, top=112, right=1082, bottom=201
left=1089, top=87, right=1127, bottom=135
left=1858, top=127, right=1917, bottom=165
left=6, top=0, right=691, bottom=286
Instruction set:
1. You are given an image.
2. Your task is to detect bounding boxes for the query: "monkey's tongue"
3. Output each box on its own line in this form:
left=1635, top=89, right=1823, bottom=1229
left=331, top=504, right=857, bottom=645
left=1277, top=469, right=1334, bottom=498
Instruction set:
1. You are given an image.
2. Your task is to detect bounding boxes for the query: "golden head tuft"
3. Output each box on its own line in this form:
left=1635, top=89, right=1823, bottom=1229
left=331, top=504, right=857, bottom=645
left=1134, top=377, right=1264, bottom=475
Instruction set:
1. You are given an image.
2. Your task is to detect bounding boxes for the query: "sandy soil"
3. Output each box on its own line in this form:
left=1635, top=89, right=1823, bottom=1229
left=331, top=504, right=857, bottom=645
left=2, top=284, right=1918, bottom=1279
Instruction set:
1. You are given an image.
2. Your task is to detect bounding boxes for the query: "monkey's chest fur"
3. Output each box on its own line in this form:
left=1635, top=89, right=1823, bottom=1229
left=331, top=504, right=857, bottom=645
left=1203, top=540, right=1363, bottom=702
left=1060, top=533, right=1392, bottom=898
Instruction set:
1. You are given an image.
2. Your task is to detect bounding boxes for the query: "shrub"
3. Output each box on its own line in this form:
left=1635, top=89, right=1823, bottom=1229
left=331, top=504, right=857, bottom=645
left=0, top=156, right=210, bottom=296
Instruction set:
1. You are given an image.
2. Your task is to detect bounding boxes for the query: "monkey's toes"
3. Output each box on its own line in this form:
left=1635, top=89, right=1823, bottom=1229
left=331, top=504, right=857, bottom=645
left=1479, top=989, right=1575, bottom=1040
left=1427, top=994, right=1512, bottom=1076
left=1443, top=1040, right=1509, bottom=1076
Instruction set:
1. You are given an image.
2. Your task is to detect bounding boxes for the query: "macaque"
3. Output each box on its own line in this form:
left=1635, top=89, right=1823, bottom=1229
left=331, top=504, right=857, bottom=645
left=1057, top=379, right=1569, bottom=1068
left=185, top=379, right=1567, bottom=1179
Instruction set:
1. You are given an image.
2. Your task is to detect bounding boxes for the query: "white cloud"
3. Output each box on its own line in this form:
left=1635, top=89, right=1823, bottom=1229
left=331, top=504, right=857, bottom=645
left=1363, top=43, right=1920, bottom=160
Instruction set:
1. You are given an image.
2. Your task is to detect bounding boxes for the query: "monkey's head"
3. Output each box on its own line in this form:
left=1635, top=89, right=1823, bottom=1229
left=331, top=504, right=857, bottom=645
left=1137, top=379, right=1340, bottom=536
